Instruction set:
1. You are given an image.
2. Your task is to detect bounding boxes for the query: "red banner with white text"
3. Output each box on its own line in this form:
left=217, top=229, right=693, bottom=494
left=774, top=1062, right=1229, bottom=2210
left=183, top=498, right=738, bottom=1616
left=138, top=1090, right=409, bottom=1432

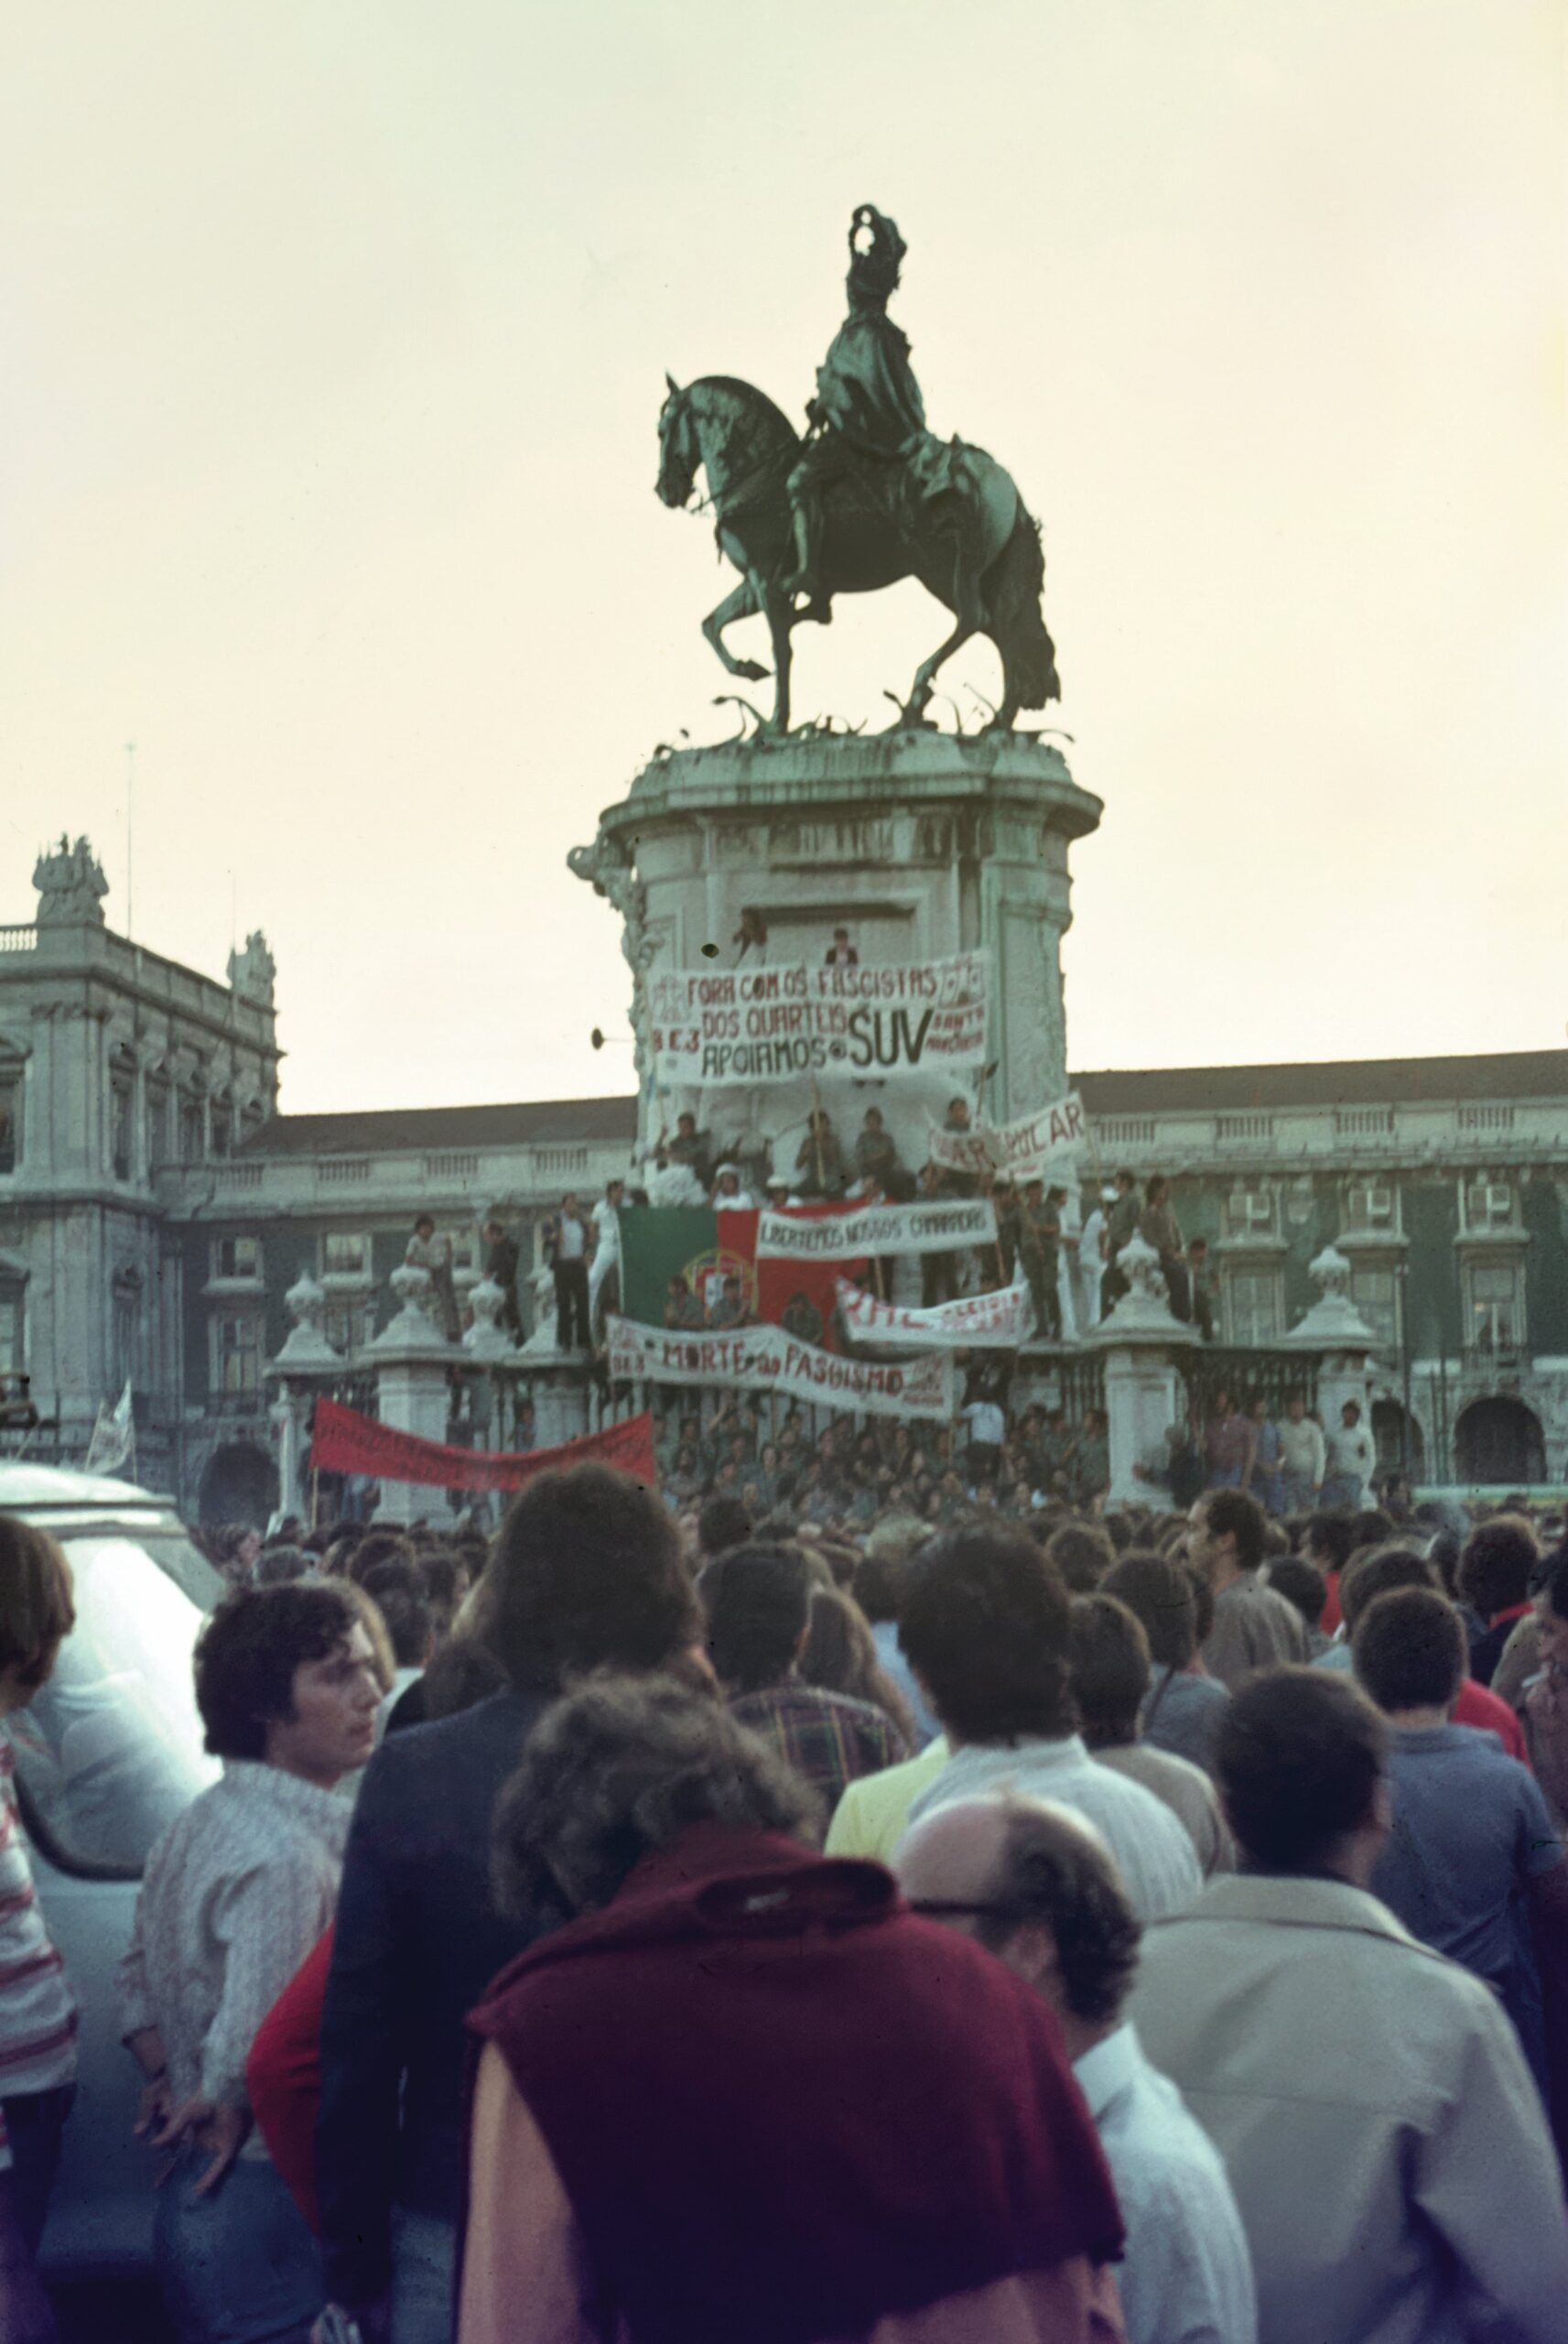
left=310, top=1398, right=656, bottom=1492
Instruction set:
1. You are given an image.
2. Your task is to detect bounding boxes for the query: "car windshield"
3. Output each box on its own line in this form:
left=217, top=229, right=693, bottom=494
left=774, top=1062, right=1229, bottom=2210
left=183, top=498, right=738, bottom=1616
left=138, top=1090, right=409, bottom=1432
left=6, top=1525, right=222, bottom=1876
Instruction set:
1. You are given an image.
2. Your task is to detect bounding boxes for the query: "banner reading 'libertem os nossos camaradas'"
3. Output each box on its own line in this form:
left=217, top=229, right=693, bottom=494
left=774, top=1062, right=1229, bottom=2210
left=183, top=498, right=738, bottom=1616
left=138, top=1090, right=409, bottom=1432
left=605, top=1315, right=955, bottom=1422
left=646, top=951, right=989, bottom=1088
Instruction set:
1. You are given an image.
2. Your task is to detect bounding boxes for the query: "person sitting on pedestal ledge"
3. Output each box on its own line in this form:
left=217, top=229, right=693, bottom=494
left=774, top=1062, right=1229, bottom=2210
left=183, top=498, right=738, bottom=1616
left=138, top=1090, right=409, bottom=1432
left=795, top=1110, right=848, bottom=1200
left=853, top=1105, right=900, bottom=1194
left=823, top=925, right=859, bottom=968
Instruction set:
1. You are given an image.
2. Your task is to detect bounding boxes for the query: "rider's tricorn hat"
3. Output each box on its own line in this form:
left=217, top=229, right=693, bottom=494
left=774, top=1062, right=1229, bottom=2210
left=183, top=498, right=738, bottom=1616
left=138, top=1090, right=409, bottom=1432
left=847, top=204, right=906, bottom=303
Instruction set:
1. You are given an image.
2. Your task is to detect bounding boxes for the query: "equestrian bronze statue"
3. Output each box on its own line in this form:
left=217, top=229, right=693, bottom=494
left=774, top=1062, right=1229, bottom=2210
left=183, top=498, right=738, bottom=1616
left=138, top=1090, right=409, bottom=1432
left=657, top=205, right=1060, bottom=735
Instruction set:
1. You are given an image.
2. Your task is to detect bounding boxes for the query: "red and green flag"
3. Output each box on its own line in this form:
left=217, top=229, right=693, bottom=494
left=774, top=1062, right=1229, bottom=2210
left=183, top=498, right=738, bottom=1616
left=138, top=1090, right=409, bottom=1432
left=616, top=1205, right=866, bottom=1351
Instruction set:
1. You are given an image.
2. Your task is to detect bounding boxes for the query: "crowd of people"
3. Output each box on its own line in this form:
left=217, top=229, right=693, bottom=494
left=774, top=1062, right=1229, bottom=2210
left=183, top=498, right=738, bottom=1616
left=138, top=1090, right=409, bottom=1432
left=404, top=1131, right=1241, bottom=1365
left=2, top=1443, right=1566, bottom=2343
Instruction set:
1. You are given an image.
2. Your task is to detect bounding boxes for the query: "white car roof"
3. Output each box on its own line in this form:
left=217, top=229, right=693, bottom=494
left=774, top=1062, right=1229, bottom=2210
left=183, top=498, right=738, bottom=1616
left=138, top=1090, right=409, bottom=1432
left=0, top=1461, right=177, bottom=1516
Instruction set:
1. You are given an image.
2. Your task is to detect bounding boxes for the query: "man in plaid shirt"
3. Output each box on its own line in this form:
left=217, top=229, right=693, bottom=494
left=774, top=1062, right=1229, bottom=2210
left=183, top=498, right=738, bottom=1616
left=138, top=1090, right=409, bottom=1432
left=0, top=1516, right=79, bottom=2344
left=705, top=1545, right=906, bottom=1829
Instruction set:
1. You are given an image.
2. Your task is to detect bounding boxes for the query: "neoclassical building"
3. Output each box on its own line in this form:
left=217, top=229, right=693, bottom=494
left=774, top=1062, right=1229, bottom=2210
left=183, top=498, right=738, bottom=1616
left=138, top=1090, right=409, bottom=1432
left=2, top=841, right=1563, bottom=1517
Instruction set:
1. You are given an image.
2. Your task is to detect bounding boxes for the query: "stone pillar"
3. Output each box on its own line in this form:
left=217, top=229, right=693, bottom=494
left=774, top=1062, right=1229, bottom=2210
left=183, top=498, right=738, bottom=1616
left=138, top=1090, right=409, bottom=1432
left=265, top=1272, right=341, bottom=1525
left=1087, top=1236, right=1196, bottom=1505
left=528, top=1365, right=590, bottom=1452
left=368, top=1264, right=457, bottom=1525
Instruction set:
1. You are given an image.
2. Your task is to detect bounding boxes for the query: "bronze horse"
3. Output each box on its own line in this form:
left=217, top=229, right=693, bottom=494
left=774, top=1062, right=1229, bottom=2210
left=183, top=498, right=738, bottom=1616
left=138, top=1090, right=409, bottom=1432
left=656, top=375, right=1059, bottom=734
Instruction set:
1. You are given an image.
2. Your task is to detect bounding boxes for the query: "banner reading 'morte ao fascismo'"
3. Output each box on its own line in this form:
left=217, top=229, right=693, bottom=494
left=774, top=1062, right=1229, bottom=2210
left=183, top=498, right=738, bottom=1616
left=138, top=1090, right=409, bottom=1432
left=646, top=951, right=989, bottom=1087
left=606, top=1315, right=954, bottom=1421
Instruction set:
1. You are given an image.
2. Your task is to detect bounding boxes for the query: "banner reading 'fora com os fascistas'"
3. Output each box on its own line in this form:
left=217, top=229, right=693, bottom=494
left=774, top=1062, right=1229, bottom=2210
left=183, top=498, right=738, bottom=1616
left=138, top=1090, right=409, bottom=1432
left=646, top=952, right=989, bottom=1087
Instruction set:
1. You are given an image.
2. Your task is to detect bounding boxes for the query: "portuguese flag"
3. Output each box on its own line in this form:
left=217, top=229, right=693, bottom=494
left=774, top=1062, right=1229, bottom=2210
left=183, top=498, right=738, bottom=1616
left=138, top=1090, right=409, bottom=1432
left=617, top=1206, right=866, bottom=1352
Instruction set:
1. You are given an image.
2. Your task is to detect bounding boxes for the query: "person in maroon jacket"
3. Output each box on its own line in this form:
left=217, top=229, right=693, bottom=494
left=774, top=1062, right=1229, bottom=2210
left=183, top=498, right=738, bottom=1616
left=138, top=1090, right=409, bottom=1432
left=460, top=1674, right=1128, bottom=2344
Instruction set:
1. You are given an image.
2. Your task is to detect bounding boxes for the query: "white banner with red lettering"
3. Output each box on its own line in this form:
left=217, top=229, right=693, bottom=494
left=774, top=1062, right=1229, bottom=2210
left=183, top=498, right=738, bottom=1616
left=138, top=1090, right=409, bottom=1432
left=835, top=1275, right=1035, bottom=1351
left=925, top=1091, right=1088, bottom=1182
left=646, top=952, right=989, bottom=1088
left=606, top=1314, right=954, bottom=1421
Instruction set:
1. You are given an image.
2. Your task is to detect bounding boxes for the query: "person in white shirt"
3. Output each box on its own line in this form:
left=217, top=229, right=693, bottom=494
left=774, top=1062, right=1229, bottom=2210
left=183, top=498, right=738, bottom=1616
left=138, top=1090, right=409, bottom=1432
left=899, top=1795, right=1257, bottom=2344
left=1278, top=1392, right=1326, bottom=1513
left=546, top=1193, right=592, bottom=1351
left=1322, top=1399, right=1376, bottom=1509
left=1076, top=1188, right=1112, bottom=1331
left=119, top=1581, right=382, bottom=2344
left=587, top=1178, right=626, bottom=1327
left=0, top=1518, right=80, bottom=2344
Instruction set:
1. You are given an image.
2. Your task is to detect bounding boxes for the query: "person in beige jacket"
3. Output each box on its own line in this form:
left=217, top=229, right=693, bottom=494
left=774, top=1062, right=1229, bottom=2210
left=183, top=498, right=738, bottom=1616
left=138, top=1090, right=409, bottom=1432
left=1130, top=1667, right=1568, bottom=2344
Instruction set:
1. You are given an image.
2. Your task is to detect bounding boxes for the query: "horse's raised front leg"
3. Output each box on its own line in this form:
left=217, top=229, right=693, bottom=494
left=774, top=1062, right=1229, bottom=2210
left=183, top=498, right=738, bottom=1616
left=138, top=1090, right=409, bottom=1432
left=702, top=579, right=771, bottom=683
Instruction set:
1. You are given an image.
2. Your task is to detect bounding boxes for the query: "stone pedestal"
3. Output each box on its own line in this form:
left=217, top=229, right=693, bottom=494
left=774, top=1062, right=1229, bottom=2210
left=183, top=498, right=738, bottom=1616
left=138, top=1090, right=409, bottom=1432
left=1087, top=1238, right=1196, bottom=1505
left=266, top=1272, right=342, bottom=1523
left=571, top=731, right=1101, bottom=1177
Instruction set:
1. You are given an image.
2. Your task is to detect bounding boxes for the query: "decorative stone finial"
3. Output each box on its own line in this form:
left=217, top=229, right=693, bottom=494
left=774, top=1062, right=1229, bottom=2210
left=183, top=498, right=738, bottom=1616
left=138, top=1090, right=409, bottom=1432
left=369, top=1262, right=447, bottom=1351
left=34, top=836, right=108, bottom=928
left=1087, top=1234, right=1195, bottom=1344
left=275, top=1271, right=339, bottom=1367
left=228, top=929, right=277, bottom=1007
left=1284, top=1245, right=1376, bottom=1350
left=463, top=1275, right=516, bottom=1362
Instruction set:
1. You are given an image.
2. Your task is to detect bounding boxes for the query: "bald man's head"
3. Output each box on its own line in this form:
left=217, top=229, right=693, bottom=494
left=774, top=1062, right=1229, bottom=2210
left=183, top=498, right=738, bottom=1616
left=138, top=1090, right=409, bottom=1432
left=898, top=1796, right=1141, bottom=2042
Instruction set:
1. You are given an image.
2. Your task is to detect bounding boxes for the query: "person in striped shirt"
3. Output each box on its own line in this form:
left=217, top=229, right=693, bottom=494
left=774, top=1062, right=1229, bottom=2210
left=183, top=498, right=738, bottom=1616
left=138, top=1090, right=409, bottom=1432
left=0, top=1515, right=79, bottom=2344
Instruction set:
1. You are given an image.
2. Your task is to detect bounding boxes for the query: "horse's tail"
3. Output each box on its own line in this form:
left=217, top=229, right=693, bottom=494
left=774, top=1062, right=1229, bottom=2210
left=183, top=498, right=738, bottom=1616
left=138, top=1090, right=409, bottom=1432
left=989, top=508, right=1059, bottom=711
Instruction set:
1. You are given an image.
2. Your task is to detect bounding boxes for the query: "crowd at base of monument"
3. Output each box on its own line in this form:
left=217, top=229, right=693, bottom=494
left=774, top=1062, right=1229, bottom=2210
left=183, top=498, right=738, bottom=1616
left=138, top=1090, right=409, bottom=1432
left=5, top=1445, right=1567, bottom=2344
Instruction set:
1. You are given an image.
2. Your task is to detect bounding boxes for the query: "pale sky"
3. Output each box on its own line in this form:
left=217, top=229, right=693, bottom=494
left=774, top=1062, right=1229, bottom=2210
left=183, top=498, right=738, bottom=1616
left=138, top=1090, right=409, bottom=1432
left=3, top=0, right=1563, bottom=1112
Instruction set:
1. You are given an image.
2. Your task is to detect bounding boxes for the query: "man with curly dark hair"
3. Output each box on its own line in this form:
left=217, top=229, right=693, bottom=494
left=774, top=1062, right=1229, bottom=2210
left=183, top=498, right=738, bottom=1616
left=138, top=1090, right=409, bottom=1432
left=898, top=1795, right=1255, bottom=2344
left=117, top=1582, right=382, bottom=2343
left=1457, top=1513, right=1541, bottom=1686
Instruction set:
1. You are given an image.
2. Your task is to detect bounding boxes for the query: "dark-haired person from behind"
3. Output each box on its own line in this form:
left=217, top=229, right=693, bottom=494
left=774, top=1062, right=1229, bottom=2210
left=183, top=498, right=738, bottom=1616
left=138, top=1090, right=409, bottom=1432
left=1354, top=1584, right=1568, bottom=2106
left=1130, top=1668, right=1568, bottom=2344
left=117, top=1581, right=382, bottom=2344
left=1100, top=1551, right=1230, bottom=1775
left=898, top=1526, right=1200, bottom=1920
left=1458, top=1514, right=1541, bottom=1687
left=460, top=1677, right=1128, bottom=2344
left=316, top=1465, right=704, bottom=2344
left=705, top=1544, right=906, bottom=1824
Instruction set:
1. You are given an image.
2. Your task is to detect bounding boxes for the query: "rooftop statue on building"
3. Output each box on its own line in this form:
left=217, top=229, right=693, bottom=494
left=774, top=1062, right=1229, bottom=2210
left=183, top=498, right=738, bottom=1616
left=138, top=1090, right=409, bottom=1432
left=33, top=835, right=108, bottom=927
left=656, top=204, right=1059, bottom=735
left=228, top=929, right=277, bottom=1008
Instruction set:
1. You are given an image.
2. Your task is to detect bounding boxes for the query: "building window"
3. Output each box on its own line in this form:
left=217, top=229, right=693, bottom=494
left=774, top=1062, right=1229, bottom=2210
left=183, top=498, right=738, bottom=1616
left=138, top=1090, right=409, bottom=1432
left=321, top=1232, right=370, bottom=1279
left=1350, top=1267, right=1400, bottom=1356
left=146, top=1080, right=170, bottom=1171
left=111, top=1079, right=134, bottom=1182
left=1464, top=1179, right=1516, bottom=1232
left=209, top=1095, right=232, bottom=1160
left=113, top=1279, right=141, bottom=1389
left=0, top=1074, right=19, bottom=1175
left=211, top=1235, right=262, bottom=1281
left=323, top=1295, right=376, bottom=1354
left=1224, top=1182, right=1276, bottom=1240
left=0, top=1283, right=22, bottom=1371
left=1345, top=1180, right=1398, bottom=1233
left=1466, top=1258, right=1524, bottom=1354
left=1225, top=1269, right=1282, bottom=1345
left=180, top=1094, right=205, bottom=1161
left=213, top=1313, right=263, bottom=1396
